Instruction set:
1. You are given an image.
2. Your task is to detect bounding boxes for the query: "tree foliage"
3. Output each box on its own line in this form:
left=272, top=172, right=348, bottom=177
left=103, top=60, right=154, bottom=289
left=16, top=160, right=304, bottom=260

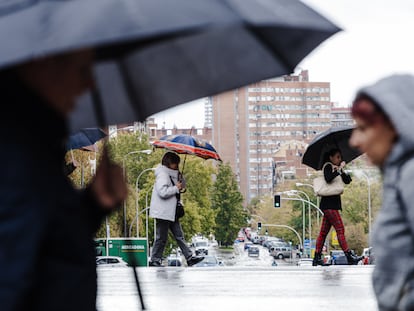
left=211, top=163, right=247, bottom=247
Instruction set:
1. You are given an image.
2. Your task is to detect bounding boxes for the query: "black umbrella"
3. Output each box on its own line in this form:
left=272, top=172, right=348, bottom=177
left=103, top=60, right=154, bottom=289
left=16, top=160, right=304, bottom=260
left=302, top=126, right=362, bottom=170
left=0, top=0, right=340, bottom=131
left=66, top=128, right=107, bottom=151
left=67, top=0, right=341, bottom=131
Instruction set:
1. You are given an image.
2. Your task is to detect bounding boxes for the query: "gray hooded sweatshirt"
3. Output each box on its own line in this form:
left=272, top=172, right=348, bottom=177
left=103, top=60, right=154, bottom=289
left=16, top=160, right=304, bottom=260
left=358, top=74, right=414, bottom=310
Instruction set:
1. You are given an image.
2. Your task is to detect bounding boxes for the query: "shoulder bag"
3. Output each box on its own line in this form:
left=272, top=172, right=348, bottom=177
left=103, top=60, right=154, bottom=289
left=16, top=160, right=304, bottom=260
left=313, top=162, right=344, bottom=197
left=170, top=176, right=185, bottom=220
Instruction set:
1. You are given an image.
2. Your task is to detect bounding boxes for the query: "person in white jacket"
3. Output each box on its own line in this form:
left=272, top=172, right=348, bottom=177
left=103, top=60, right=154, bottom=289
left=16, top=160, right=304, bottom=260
left=149, top=152, right=204, bottom=267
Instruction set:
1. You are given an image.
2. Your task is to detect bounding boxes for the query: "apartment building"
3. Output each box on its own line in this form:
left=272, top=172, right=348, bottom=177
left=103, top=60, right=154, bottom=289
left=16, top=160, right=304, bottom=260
left=211, top=70, right=334, bottom=203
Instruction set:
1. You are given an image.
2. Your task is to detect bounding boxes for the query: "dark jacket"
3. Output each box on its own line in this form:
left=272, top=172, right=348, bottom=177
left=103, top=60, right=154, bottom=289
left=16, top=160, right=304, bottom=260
left=0, top=72, right=106, bottom=311
left=319, top=162, right=351, bottom=210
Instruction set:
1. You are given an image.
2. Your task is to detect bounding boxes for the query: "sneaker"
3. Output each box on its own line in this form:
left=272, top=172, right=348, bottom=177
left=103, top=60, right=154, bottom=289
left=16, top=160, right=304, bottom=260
left=187, top=256, right=204, bottom=267
left=149, top=260, right=164, bottom=267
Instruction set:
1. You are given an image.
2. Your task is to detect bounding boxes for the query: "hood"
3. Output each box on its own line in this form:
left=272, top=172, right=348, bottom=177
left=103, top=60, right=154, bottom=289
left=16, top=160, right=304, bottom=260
left=357, top=74, right=414, bottom=163
left=154, top=164, right=179, bottom=180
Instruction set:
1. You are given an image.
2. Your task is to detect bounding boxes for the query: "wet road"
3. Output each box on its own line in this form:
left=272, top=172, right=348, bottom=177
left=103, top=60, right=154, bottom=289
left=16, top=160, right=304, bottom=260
left=97, top=244, right=377, bottom=311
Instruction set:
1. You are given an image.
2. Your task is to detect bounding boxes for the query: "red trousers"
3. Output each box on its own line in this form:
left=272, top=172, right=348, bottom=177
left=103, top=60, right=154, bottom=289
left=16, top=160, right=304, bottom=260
left=315, top=209, right=349, bottom=253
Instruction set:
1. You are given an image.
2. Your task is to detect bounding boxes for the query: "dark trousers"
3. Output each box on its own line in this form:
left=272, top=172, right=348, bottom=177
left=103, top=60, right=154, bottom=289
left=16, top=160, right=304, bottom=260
left=315, top=209, right=349, bottom=253
left=150, top=218, right=192, bottom=263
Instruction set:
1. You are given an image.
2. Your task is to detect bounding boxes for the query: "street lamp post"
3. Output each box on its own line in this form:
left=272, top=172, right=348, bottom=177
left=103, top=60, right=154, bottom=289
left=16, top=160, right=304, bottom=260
left=261, top=223, right=303, bottom=253
left=281, top=191, right=305, bottom=250
left=122, top=149, right=152, bottom=237
left=346, top=170, right=371, bottom=243
left=296, top=182, right=320, bottom=227
left=130, top=168, right=155, bottom=237
left=290, top=190, right=312, bottom=249
left=282, top=194, right=324, bottom=257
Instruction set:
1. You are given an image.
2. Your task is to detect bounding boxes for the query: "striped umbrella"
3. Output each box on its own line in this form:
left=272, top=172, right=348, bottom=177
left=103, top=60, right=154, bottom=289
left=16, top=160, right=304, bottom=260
left=152, top=134, right=221, bottom=161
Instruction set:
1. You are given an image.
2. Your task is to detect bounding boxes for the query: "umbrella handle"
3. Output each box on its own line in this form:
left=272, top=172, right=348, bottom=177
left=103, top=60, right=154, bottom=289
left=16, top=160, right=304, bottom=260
left=91, top=86, right=146, bottom=310
left=70, top=149, right=75, bottom=162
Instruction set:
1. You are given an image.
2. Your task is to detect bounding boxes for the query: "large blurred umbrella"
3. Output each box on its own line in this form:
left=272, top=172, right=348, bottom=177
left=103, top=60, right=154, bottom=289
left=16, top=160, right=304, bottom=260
left=66, top=0, right=341, bottom=131
left=152, top=134, right=222, bottom=176
left=302, top=126, right=362, bottom=170
left=0, top=0, right=340, bottom=131
left=66, top=128, right=107, bottom=151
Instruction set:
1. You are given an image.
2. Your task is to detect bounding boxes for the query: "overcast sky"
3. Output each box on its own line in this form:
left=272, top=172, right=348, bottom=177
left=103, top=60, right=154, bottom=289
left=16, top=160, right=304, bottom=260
left=152, top=0, right=414, bottom=129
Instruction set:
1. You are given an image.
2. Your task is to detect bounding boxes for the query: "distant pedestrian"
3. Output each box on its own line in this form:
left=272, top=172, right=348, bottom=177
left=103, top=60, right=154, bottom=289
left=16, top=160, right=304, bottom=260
left=350, top=74, right=414, bottom=311
left=149, top=152, right=204, bottom=267
left=312, top=148, right=363, bottom=266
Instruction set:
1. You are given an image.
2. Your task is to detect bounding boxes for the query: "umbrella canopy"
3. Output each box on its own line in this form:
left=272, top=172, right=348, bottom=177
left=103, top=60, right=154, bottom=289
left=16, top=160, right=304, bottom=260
left=66, top=128, right=107, bottom=151
left=152, top=134, right=222, bottom=161
left=64, top=0, right=340, bottom=131
left=0, top=0, right=340, bottom=131
left=302, top=126, right=362, bottom=170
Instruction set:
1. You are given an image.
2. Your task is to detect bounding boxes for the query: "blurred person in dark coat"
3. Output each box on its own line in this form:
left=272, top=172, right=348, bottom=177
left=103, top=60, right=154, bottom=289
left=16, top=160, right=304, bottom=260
left=0, top=49, right=127, bottom=311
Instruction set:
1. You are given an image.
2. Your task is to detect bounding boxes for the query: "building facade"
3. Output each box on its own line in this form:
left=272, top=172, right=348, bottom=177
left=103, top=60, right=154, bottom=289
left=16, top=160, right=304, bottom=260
left=211, top=70, right=334, bottom=203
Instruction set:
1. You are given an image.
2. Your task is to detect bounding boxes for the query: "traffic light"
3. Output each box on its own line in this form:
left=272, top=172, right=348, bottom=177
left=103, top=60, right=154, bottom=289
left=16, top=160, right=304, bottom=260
left=257, top=222, right=262, bottom=231
left=274, top=194, right=281, bottom=208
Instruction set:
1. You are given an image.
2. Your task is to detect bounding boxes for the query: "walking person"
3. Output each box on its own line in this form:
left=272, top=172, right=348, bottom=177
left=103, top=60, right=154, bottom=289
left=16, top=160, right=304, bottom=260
left=312, top=148, right=363, bottom=266
left=350, top=74, right=414, bottom=311
left=149, top=152, right=204, bottom=267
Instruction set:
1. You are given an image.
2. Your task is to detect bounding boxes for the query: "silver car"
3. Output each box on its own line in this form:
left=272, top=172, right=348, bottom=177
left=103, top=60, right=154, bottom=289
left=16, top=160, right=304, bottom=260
left=96, top=256, right=129, bottom=267
left=248, top=246, right=260, bottom=257
left=270, top=246, right=292, bottom=259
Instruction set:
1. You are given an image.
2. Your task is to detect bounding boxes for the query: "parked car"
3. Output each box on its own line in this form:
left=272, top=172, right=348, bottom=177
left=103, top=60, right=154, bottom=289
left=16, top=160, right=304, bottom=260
left=270, top=246, right=292, bottom=259
left=325, top=250, right=347, bottom=265
left=253, top=235, right=266, bottom=245
left=248, top=246, right=260, bottom=257
left=268, top=241, right=290, bottom=251
left=244, top=242, right=253, bottom=251
left=192, top=255, right=224, bottom=267
left=263, top=237, right=283, bottom=249
left=96, top=256, right=128, bottom=267
left=194, top=240, right=209, bottom=256
left=167, top=255, right=182, bottom=267
left=297, top=258, right=313, bottom=266
left=361, top=247, right=375, bottom=265
left=236, top=235, right=245, bottom=242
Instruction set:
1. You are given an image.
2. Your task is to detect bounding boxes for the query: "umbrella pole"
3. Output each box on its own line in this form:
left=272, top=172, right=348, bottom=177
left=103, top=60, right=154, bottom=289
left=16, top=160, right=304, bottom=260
left=180, top=128, right=194, bottom=176
left=92, top=90, right=146, bottom=311
left=181, top=154, right=187, bottom=176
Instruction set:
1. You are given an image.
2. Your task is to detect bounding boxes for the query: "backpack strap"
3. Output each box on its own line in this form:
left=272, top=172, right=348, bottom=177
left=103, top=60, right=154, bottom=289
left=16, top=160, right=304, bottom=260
left=169, top=176, right=180, bottom=200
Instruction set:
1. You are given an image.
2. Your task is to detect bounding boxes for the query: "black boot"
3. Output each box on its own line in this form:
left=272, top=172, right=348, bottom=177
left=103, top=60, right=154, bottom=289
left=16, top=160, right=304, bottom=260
left=345, top=250, right=363, bottom=265
left=312, top=252, right=324, bottom=266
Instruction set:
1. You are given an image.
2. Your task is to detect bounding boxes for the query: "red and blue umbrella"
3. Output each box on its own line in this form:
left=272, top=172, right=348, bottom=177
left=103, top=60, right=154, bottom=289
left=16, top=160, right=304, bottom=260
left=152, top=134, right=222, bottom=161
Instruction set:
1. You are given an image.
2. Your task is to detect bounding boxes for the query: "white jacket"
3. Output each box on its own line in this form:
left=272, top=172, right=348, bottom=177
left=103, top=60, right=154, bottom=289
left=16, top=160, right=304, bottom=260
left=149, top=164, right=180, bottom=221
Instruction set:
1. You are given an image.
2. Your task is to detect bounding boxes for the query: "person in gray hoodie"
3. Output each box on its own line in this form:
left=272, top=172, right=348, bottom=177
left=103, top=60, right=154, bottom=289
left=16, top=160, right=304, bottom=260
left=149, top=152, right=204, bottom=267
left=350, top=74, right=414, bottom=311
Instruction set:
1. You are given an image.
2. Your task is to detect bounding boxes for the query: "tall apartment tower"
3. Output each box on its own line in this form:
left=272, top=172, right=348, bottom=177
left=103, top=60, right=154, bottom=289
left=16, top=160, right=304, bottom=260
left=211, top=70, right=332, bottom=204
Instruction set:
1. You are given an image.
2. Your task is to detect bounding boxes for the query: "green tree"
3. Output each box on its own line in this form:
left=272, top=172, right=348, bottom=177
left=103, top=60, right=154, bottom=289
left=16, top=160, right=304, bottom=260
left=211, top=163, right=247, bottom=247
left=181, top=157, right=216, bottom=235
